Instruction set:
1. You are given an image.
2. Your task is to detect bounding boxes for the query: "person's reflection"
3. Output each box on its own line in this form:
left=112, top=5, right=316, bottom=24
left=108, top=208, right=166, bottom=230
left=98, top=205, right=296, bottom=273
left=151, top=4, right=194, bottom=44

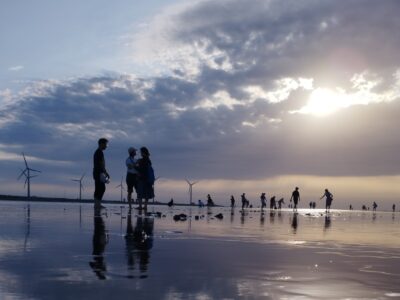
left=269, top=210, right=275, bottom=224
left=260, top=210, right=265, bottom=226
left=125, top=209, right=154, bottom=278
left=277, top=210, right=283, bottom=224
left=240, top=210, right=246, bottom=225
left=372, top=212, right=377, bottom=222
left=291, top=213, right=298, bottom=234
left=324, top=215, right=331, bottom=232
left=89, top=208, right=108, bottom=280
left=230, top=207, right=235, bottom=223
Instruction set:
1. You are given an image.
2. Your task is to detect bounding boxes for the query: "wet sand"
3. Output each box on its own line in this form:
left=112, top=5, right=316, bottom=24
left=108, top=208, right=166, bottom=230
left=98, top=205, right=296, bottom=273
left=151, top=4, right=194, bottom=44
left=0, top=201, right=399, bottom=299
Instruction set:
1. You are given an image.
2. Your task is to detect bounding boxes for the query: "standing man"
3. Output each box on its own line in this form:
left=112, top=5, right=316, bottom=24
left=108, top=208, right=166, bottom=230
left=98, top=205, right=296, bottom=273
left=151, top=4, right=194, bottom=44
left=290, top=187, right=300, bottom=212
left=260, top=193, right=267, bottom=210
left=126, top=147, right=138, bottom=208
left=93, top=138, right=109, bottom=209
left=320, top=188, right=333, bottom=213
left=230, top=195, right=235, bottom=208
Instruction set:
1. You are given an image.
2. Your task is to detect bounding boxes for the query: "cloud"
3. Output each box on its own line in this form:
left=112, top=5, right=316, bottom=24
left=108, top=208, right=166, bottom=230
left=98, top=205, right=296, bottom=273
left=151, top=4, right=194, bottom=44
left=1, top=0, right=400, bottom=203
left=8, top=65, right=24, bottom=72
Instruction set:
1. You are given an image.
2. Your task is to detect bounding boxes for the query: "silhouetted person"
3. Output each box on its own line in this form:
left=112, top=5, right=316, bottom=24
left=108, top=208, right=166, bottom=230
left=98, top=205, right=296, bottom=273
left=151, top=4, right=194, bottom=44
left=207, top=194, right=214, bottom=206
left=167, top=198, right=174, bottom=207
left=372, top=201, right=378, bottom=211
left=270, top=196, right=277, bottom=210
left=349, top=204, right=353, bottom=210
left=89, top=209, right=108, bottom=279
left=393, top=204, right=396, bottom=212
left=290, top=187, right=300, bottom=211
left=278, top=198, right=285, bottom=209
left=126, top=147, right=138, bottom=208
left=309, top=201, right=312, bottom=209
left=198, top=199, right=205, bottom=207
left=241, top=193, right=247, bottom=210
left=230, top=195, right=235, bottom=208
left=312, top=201, right=316, bottom=209
left=362, top=205, right=367, bottom=211
left=136, top=147, right=154, bottom=212
left=320, top=188, right=333, bottom=212
left=93, top=138, right=109, bottom=209
left=260, top=193, right=267, bottom=209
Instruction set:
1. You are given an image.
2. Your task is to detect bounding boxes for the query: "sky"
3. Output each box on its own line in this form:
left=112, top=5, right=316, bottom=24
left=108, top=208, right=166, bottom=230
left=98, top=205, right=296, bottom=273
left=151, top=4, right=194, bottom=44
left=1, top=0, right=400, bottom=209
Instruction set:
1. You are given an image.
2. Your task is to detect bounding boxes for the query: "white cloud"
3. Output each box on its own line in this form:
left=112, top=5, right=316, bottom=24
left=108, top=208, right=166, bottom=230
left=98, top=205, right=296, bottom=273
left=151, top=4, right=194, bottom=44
left=8, top=65, right=24, bottom=72
left=293, top=70, right=400, bottom=116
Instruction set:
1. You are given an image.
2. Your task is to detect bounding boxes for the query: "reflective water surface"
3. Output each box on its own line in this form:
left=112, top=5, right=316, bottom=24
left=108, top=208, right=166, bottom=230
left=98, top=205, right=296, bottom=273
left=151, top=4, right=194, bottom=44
left=0, top=201, right=399, bottom=299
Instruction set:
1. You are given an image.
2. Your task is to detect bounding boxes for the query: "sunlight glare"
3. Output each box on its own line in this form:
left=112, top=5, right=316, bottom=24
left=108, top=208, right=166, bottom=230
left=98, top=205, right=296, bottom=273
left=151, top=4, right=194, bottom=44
left=300, top=88, right=348, bottom=117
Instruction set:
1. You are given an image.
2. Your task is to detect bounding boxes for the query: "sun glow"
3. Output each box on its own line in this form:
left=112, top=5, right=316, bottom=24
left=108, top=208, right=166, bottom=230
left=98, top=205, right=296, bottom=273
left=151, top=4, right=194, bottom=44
left=297, top=88, right=349, bottom=117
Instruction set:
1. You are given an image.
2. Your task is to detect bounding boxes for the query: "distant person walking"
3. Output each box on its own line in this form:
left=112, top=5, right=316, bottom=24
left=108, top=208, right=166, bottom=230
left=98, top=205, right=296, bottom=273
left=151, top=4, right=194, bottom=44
left=278, top=198, right=285, bottom=209
left=136, top=147, right=154, bottom=212
left=290, top=187, right=300, bottom=211
left=230, top=195, right=235, bottom=208
left=260, top=193, right=267, bottom=209
left=393, top=204, right=396, bottom=212
left=207, top=194, right=214, bottom=206
left=372, top=201, right=378, bottom=211
left=126, top=147, right=138, bottom=208
left=320, top=188, right=333, bottom=212
left=241, top=193, right=247, bottom=210
left=270, top=196, right=276, bottom=210
left=93, top=138, right=109, bottom=209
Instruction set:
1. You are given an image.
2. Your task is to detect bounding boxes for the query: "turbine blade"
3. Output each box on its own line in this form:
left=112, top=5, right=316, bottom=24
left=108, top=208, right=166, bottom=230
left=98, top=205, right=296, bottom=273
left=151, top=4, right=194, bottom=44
left=29, top=168, right=41, bottom=173
left=185, top=179, right=190, bottom=184
left=80, top=173, right=86, bottom=180
left=18, top=169, right=27, bottom=180
left=22, top=153, right=28, bottom=168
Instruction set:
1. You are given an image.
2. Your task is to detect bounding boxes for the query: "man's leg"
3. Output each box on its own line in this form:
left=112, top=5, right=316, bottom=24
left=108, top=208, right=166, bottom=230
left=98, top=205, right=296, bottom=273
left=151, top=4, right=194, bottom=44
left=94, top=179, right=106, bottom=209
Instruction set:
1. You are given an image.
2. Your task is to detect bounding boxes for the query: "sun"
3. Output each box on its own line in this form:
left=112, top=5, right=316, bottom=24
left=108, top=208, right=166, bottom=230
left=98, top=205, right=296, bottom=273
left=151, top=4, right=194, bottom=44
left=300, top=88, right=348, bottom=117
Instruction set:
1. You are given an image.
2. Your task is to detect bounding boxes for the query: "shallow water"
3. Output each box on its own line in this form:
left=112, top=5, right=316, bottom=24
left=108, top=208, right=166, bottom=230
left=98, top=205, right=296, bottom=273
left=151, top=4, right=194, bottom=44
left=0, top=201, right=399, bottom=299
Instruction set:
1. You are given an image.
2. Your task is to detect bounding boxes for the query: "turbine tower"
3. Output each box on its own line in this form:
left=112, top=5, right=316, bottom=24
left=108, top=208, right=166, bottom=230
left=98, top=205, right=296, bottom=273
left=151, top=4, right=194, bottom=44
left=116, top=177, right=125, bottom=202
left=18, top=153, right=41, bottom=199
left=72, top=173, right=85, bottom=200
left=185, top=179, right=198, bottom=205
left=153, top=176, right=161, bottom=203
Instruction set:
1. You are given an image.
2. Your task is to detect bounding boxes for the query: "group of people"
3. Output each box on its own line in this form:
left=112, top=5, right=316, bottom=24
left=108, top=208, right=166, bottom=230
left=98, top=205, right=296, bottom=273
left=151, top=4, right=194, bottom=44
left=228, top=187, right=334, bottom=212
left=95, top=138, right=387, bottom=214
left=93, top=138, right=155, bottom=212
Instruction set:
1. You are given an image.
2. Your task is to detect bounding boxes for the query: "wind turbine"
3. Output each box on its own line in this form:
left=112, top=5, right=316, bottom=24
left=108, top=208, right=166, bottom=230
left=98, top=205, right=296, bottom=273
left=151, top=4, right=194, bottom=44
left=116, top=177, right=125, bottom=202
left=153, top=176, right=161, bottom=203
left=18, top=153, right=41, bottom=199
left=72, top=173, right=85, bottom=201
left=185, top=179, right=198, bottom=205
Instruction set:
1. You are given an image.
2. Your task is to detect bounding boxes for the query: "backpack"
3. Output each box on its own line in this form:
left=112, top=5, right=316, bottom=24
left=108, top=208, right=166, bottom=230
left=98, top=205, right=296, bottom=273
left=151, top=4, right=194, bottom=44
left=147, top=165, right=155, bottom=184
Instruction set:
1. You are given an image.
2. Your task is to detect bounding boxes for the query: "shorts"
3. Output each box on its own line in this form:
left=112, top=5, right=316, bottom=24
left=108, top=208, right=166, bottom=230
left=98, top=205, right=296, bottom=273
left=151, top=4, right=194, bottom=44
left=126, top=173, right=138, bottom=193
